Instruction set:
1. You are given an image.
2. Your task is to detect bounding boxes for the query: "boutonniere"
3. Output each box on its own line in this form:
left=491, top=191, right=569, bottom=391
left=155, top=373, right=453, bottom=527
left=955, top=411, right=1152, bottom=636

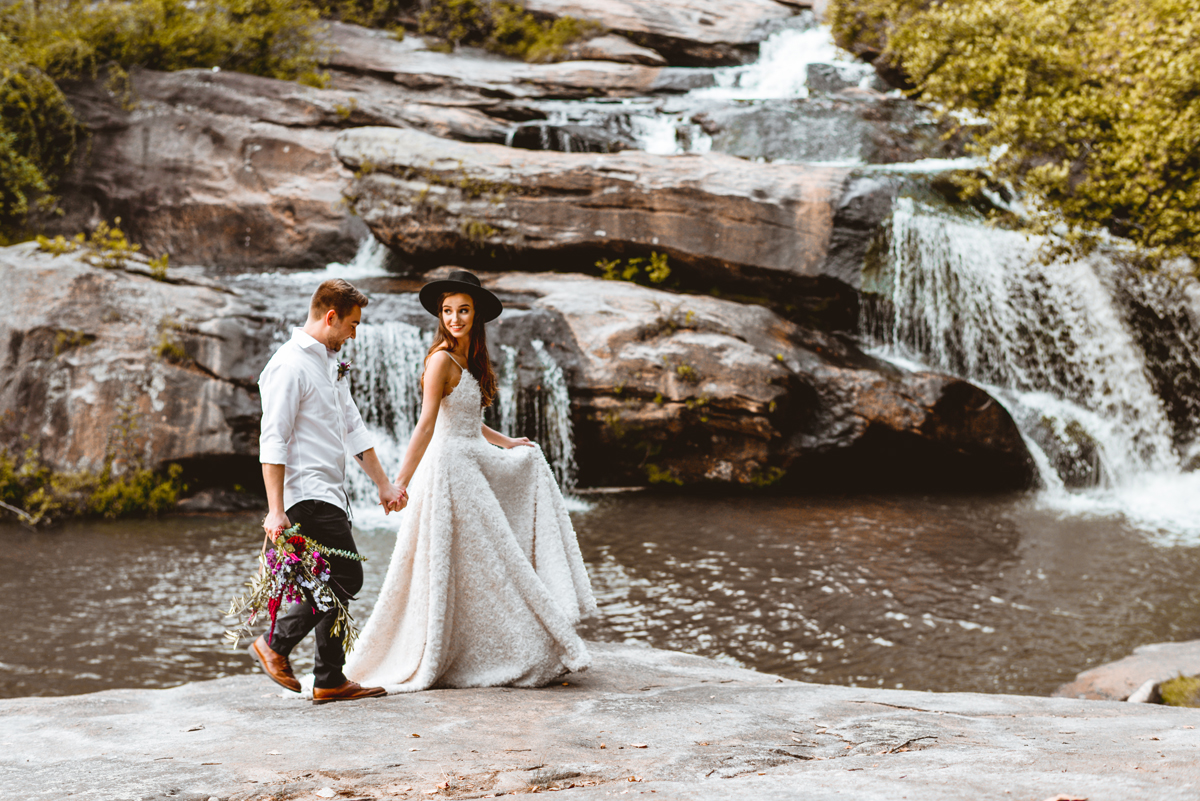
left=337, top=360, right=352, bottom=381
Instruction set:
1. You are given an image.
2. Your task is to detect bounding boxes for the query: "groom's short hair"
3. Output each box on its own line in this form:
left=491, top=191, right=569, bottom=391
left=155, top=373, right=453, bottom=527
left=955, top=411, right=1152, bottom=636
left=311, top=279, right=369, bottom=320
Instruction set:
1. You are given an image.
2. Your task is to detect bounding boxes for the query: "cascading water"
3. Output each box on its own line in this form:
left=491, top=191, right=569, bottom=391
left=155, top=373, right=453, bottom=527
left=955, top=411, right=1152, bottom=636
left=864, top=197, right=1200, bottom=539
left=341, top=321, right=432, bottom=524
left=531, top=340, right=577, bottom=491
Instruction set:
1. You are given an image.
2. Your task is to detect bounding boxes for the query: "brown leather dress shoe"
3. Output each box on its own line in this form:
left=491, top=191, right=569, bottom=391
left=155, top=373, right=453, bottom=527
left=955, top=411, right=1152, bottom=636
left=249, top=635, right=301, bottom=693
left=312, top=680, right=388, bottom=706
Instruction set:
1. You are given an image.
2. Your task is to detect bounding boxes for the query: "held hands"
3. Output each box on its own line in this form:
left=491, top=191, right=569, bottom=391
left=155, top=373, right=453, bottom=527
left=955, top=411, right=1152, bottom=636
left=379, top=480, right=407, bottom=514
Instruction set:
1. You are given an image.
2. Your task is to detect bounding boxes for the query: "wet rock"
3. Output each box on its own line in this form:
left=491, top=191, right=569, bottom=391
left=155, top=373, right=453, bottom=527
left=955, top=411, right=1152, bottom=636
left=1054, top=639, right=1200, bottom=701
left=0, top=243, right=273, bottom=490
left=507, top=121, right=637, bottom=153
left=560, top=34, right=668, bottom=66
left=805, top=61, right=882, bottom=94
left=325, top=22, right=714, bottom=99
left=50, top=66, right=544, bottom=271
left=486, top=272, right=1035, bottom=490
left=691, top=94, right=964, bottom=164
left=337, top=127, right=856, bottom=321
left=520, top=0, right=803, bottom=65
left=51, top=69, right=369, bottom=271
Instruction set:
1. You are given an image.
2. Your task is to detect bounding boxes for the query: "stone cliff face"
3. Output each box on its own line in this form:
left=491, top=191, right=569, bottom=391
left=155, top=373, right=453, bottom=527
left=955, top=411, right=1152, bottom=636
left=0, top=244, right=274, bottom=490
left=336, top=127, right=856, bottom=326
left=10, top=14, right=1040, bottom=498
left=488, top=272, right=1034, bottom=490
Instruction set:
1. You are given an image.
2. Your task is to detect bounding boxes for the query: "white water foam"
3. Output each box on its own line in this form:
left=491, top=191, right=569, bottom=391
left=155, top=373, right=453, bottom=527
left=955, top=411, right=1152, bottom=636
left=695, top=26, right=872, bottom=101
left=867, top=198, right=1200, bottom=542
left=232, top=237, right=392, bottom=287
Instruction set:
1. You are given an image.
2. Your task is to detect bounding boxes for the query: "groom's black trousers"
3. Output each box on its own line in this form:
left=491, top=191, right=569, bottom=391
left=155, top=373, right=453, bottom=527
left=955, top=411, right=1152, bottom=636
left=268, top=499, right=363, bottom=689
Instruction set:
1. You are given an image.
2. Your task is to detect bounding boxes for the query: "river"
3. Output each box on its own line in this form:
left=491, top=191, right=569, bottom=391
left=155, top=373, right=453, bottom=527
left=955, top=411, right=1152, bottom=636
left=5, top=490, right=1200, bottom=700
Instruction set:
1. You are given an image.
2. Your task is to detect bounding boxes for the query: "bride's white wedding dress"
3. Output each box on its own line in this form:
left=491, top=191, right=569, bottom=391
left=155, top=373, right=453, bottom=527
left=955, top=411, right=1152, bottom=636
left=346, top=358, right=596, bottom=691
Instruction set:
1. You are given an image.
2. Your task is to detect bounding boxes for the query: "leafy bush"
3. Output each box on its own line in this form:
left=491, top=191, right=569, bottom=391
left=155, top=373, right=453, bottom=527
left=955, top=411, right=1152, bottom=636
left=1, top=0, right=328, bottom=83
left=419, top=0, right=602, bottom=62
left=0, top=0, right=330, bottom=239
left=0, top=35, right=78, bottom=236
left=830, top=0, right=1200, bottom=263
left=37, top=218, right=171, bottom=277
left=313, top=0, right=411, bottom=31
left=597, top=251, right=671, bottom=284
left=0, top=446, right=183, bottom=525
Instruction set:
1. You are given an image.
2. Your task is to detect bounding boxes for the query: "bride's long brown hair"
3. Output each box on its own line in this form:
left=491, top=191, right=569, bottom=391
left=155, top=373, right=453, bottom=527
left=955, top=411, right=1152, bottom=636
left=422, top=291, right=497, bottom=407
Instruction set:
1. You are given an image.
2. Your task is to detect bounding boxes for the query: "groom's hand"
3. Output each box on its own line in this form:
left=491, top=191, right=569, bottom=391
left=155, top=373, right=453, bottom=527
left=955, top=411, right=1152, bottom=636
left=262, top=509, right=290, bottom=540
left=378, top=481, right=405, bottom=514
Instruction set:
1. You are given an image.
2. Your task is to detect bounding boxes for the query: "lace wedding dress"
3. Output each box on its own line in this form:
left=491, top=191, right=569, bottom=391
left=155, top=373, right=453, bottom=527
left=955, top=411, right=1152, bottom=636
left=345, top=362, right=596, bottom=691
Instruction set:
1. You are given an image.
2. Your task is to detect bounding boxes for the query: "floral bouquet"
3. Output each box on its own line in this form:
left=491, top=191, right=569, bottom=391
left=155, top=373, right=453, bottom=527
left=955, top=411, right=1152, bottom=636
left=224, top=524, right=367, bottom=652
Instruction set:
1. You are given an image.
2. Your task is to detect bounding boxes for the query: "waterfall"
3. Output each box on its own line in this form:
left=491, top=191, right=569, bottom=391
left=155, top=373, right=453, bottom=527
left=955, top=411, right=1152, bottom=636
left=341, top=321, right=432, bottom=522
left=696, top=24, right=873, bottom=101
left=532, top=340, right=577, bottom=491
left=864, top=198, right=1200, bottom=539
left=341, top=325, right=578, bottom=523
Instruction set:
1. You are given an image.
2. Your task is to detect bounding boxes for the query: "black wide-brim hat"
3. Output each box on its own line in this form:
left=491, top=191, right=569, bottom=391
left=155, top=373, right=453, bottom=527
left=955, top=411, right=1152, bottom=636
left=419, top=270, right=503, bottom=323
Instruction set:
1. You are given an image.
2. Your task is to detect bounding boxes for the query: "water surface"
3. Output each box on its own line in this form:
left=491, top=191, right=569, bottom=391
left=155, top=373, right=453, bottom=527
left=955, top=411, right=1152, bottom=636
left=6, top=492, right=1198, bottom=699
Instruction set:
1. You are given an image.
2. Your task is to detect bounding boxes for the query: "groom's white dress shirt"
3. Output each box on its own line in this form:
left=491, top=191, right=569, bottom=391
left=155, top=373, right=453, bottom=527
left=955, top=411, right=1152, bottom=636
left=259, top=328, right=375, bottom=514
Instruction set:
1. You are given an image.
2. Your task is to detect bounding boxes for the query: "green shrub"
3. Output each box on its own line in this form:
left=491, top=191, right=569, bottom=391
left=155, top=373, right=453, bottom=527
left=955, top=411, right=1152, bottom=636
left=1, top=0, right=328, bottom=83
left=313, top=0, right=410, bottom=31
left=0, top=1, right=330, bottom=239
left=0, top=35, right=78, bottom=234
left=0, top=446, right=183, bottom=525
left=1160, top=674, right=1200, bottom=707
left=418, top=0, right=602, bottom=62
left=597, top=251, right=671, bottom=284
left=830, top=0, right=1200, bottom=263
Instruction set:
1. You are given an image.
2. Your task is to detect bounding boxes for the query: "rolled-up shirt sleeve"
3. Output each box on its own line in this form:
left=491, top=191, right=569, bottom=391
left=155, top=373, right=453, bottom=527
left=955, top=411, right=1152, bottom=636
left=343, top=393, right=375, bottom=457
left=259, top=361, right=302, bottom=465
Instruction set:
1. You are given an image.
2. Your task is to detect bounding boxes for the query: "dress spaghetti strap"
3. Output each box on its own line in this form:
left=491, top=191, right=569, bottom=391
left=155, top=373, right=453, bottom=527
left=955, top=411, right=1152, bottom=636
left=444, top=352, right=465, bottom=370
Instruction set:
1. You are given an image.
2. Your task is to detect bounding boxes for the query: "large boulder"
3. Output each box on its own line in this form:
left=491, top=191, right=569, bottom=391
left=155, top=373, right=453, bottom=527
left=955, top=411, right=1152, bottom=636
left=487, top=272, right=1035, bottom=490
left=336, top=127, right=860, bottom=327
left=324, top=22, right=714, bottom=99
left=0, top=243, right=273, bottom=490
left=50, top=66, right=518, bottom=271
left=518, top=0, right=804, bottom=65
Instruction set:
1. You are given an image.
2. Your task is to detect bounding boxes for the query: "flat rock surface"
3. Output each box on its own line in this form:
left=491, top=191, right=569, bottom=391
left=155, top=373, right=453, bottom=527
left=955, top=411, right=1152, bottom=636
left=5, top=642, right=1198, bottom=800
left=1055, top=640, right=1200, bottom=701
left=325, top=23, right=713, bottom=99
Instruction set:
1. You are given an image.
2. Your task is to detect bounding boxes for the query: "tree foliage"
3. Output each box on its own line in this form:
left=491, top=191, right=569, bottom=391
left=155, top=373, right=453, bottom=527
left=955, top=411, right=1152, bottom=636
left=831, top=0, right=1200, bottom=262
left=0, top=0, right=331, bottom=239
left=419, top=0, right=603, bottom=62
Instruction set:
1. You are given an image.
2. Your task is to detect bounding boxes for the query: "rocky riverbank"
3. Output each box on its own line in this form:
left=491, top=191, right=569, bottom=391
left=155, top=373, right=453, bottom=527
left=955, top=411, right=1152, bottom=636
left=4, top=642, right=1198, bottom=801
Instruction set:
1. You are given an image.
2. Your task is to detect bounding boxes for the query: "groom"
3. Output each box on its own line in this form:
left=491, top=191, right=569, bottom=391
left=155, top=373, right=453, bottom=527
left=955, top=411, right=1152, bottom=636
left=251, top=278, right=406, bottom=704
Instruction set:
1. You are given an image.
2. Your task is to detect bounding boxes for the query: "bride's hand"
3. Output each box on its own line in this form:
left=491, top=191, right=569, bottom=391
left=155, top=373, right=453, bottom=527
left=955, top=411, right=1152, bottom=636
left=505, top=436, right=535, bottom=449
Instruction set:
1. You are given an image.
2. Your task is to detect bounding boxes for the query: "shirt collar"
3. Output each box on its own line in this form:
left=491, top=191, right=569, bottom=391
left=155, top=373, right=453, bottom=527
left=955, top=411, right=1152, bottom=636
left=291, top=328, right=326, bottom=351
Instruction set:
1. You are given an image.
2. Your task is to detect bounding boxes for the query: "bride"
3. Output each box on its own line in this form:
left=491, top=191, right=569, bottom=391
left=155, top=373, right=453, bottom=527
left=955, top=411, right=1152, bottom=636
left=345, top=270, right=596, bottom=691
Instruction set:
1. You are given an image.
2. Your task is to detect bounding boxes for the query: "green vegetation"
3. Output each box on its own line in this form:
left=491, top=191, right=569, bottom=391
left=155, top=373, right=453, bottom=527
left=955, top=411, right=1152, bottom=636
left=1160, top=675, right=1200, bottom=707
left=830, top=0, right=1200, bottom=262
left=37, top=219, right=170, bottom=278
left=313, top=0, right=408, bottom=32
left=0, top=0, right=329, bottom=239
left=0, top=406, right=184, bottom=525
left=644, top=462, right=683, bottom=486
left=597, top=251, right=671, bottom=284
left=418, top=0, right=603, bottom=62
left=155, top=322, right=189, bottom=364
